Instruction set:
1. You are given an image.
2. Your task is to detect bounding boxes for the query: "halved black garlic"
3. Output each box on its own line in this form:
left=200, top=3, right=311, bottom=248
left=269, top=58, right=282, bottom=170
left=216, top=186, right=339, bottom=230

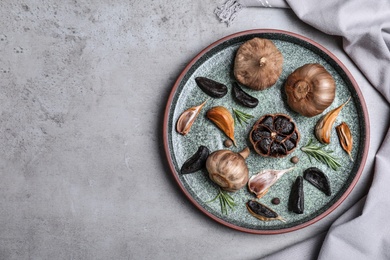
left=289, top=176, right=304, bottom=214
left=246, top=200, right=285, bottom=222
left=249, top=113, right=300, bottom=158
left=303, top=167, right=331, bottom=196
left=195, top=77, right=228, bottom=98
left=232, top=82, right=259, bottom=108
left=180, top=146, right=210, bottom=174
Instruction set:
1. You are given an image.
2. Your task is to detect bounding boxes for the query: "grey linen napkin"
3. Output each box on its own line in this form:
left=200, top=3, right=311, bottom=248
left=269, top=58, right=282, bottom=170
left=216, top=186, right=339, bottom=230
left=215, top=0, right=288, bottom=26
left=216, top=0, right=390, bottom=259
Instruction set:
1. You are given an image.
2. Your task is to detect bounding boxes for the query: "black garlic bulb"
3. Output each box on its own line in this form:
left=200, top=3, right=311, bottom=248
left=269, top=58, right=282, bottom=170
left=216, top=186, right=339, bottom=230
left=284, top=63, right=336, bottom=117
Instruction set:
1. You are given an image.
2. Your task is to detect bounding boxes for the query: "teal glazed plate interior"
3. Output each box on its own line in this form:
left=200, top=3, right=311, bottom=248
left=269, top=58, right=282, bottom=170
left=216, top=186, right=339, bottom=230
left=163, top=29, right=370, bottom=234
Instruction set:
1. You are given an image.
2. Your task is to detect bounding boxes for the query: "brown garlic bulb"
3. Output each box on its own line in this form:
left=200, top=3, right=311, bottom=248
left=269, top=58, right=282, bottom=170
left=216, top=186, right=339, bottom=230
left=285, top=63, right=336, bottom=117
left=206, top=147, right=250, bottom=192
left=234, top=38, right=283, bottom=90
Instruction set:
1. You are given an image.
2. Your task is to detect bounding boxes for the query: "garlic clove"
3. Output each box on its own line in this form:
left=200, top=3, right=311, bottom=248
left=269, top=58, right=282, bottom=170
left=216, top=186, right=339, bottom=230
left=195, top=77, right=228, bottom=98
left=246, top=200, right=285, bottom=222
left=336, top=122, right=354, bottom=161
left=248, top=167, right=294, bottom=198
left=206, top=106, right=236, bottom=145
left=289, top=176, right=304, bottom=214
left=176, top=100, right=207, bottom=135
left=303, top=167, right=331, bottom=196
left=315, top=97, right=350, bottom=144
left=180, top=145, right=210, bottom=174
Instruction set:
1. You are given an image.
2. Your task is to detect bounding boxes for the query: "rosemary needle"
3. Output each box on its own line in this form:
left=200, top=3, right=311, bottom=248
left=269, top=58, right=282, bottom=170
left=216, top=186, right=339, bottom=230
left=207, top=189, right=237, bottom=215
left=301, top=139, right=342, bottom=170
left=232, top=108, right=254, bottom=126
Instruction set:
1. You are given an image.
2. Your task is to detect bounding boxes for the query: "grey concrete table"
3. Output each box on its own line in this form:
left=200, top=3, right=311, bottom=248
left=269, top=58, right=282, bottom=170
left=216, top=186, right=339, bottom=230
left=1, top=1, right=389, bottom=259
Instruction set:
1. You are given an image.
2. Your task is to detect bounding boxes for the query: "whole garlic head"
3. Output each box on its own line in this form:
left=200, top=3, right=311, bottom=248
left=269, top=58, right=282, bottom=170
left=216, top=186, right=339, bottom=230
left=206, top=148, right=250, bottom=192
left=234, top=38, right=283, bottom=90
left=285, top=63, right=336, bottom=117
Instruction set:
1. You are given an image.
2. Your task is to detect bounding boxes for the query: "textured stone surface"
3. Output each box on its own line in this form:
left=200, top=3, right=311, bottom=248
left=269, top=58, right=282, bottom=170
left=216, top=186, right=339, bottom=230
left=0, top=1, right=389, bottom=259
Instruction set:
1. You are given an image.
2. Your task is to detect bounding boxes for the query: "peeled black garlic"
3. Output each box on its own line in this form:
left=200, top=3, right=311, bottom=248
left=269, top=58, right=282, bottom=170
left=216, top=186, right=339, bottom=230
left=232, top=82, right=259, bottom=108
left=315, top=97, right=350, bottom=144
left=206, top=147, right=250, bottom=192
left=285, top=63, right=336, bottom=117
left=248, top=167, right=294, bottom=199
left=303, top=167, right=331, bottom=196
left=180, top=146, right=210, bottom=174
left=195, top=77, right=228, bottom=98
left=176, top=100, right=207, bottom=135
left=246, top=200, right=285, bottom=222
left=207, top=106, right=236, bottom=145
left=336, top=122, right=353, bottom=161
left=289, top=176, right=304, bottom=214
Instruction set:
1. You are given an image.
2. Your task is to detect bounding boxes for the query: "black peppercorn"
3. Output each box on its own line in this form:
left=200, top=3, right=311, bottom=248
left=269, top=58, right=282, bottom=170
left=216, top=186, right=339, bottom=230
left=291, top=156, right=299, bottom=164
left=271, top=198, right=280, bottom=205
left=224, top=139, right=233, bottom=148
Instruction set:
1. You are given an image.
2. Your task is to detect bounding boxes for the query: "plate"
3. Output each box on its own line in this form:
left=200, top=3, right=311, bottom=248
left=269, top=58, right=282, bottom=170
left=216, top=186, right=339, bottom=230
left=163, top=29, right=369, bottom=234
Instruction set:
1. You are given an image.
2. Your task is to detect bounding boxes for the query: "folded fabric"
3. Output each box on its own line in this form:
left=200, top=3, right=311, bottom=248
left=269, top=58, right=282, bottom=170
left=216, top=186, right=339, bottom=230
left=283, top=1, right=390, bottom=259
left=214, top=0, right=288, bottom=26
left=215, top=0, right=390, bottom=259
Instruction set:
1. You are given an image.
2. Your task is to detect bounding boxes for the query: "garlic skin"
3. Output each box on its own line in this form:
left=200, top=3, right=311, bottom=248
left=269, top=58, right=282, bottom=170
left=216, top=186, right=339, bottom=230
left=285, top=63, right=336, bottom=117
left=248, top=167, right=294, bottom=198
left=206, top=147, right=250, bottom=192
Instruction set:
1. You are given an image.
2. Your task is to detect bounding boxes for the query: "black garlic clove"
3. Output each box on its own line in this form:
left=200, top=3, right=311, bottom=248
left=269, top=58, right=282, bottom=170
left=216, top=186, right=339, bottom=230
left=232, top=82, right=259, bottom=108
left=195, top=77, right=228, bottom=98
left=180, top=146, right=210, bottom=174
left=289, top=176, right=304, bottom=214
left=246, top=200, right=285, bottom=222
left=303, top=167, right=331, bottom=196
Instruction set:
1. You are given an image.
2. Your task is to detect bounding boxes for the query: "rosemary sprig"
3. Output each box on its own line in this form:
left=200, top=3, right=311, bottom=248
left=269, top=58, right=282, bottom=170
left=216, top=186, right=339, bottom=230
left=301, top=139, right=342, bottom=171
left=207, top=189, right=236, bottom=215
left=232, top=108, right=254, bottom=126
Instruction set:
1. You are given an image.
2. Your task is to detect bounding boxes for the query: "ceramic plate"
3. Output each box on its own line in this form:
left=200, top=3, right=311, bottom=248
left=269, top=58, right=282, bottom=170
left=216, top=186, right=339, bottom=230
left=163, top=30, right=369, bottom=234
